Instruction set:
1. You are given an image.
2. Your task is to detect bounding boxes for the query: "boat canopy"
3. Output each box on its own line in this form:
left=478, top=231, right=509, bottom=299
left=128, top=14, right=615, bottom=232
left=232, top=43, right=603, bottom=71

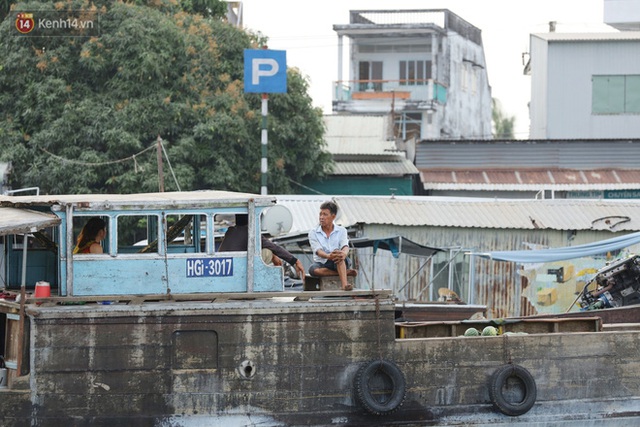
left=0, top=207, right=60, bottom=236
left=350, top=236, right=442, bottom=258
left=474, top=231, right=640, bottom=263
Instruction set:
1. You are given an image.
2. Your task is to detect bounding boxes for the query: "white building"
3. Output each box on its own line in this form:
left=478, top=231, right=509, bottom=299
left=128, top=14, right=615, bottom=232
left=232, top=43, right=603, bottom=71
left=332, top=9, right=492, bottom=141
left=528, top=0, right=640, bottom=139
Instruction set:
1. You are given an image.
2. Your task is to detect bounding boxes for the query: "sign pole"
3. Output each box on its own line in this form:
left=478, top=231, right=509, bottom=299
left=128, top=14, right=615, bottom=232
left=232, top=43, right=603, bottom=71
left=243, top=48, right=286, bottom=195
left=261, top=94, right=268, bottom=195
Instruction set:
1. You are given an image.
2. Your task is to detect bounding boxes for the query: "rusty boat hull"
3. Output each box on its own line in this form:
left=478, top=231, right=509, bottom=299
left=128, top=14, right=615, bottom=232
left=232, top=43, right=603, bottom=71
left=0, top=293, right=639, bottom=426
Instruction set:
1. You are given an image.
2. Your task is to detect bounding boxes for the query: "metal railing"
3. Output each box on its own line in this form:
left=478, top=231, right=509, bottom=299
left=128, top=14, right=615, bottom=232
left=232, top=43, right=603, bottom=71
left=333, top=79, right=447, bottom=104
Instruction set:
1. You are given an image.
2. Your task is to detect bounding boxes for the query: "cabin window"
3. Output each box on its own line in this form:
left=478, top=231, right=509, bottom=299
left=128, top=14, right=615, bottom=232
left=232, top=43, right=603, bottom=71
left=12, top=227, right=56, bottom=251
left=72, top=216, right=109, bottom=255
left=165, top=214, right=206, bottom=254
left=117, top=215, right=160, bottom=254
left=216, top=212, right=251, bottom=253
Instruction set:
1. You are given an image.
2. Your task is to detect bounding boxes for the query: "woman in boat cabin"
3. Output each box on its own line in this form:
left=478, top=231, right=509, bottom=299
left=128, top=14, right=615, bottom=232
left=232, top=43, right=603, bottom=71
left=73, top=217, right=107, bottom=254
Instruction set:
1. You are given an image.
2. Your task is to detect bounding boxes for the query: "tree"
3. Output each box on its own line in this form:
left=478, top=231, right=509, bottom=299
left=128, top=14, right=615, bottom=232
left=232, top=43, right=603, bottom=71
left=0, top=0, right=330, bottom=194
left=492, top=98, right=516, bottom=139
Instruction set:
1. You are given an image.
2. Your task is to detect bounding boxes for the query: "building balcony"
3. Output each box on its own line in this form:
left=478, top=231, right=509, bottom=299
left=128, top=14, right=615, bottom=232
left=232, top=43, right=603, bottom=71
left=333, top=79, right=447, bottom=113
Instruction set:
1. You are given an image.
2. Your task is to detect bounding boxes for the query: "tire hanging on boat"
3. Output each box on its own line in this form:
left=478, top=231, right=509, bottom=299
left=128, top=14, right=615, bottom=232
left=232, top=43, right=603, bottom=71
left=354, top=359, right=406, bottom=416
left=488, top=364, right=537, bottom=416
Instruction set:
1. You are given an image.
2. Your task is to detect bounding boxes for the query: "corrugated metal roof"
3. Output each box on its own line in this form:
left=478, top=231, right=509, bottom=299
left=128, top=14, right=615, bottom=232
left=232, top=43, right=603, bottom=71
left=533, top=31, right=640, bottom=42
left=0, top=191, right=276, bottom=209
left=275, top=196, right=640, bottom=233
left=324, top=115, right=398, bottom=155
left=275, top=196, right=330, bottom=236
left=334, top=160, right=419, bottom=175
left=416, top=140, right=640, bottom=169
left=0, top=208, right=61, bottom=235
left=420, top=169, right=640, bottom=191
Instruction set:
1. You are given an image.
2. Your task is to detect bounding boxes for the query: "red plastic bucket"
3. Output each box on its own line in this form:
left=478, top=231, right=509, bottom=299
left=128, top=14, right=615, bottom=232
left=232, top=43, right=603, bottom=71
left=34, top=281, right=51, bottom=298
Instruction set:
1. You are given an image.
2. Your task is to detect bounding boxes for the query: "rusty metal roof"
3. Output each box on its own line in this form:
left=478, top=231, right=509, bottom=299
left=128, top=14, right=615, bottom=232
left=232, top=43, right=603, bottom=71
left=420, top=169, right=640, bottom=191
left=276, top=196, right=640, bottom=233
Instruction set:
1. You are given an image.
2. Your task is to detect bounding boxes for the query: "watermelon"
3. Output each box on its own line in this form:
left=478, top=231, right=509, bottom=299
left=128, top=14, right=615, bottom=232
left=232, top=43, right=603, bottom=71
left=481, top=326, right=498, bottom=336
left=463, top=328, right=480, bottom=336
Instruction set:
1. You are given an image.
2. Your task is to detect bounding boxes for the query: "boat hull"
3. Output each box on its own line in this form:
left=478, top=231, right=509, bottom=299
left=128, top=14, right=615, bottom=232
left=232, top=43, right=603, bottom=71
left=1, top=297, right=640, bottom=426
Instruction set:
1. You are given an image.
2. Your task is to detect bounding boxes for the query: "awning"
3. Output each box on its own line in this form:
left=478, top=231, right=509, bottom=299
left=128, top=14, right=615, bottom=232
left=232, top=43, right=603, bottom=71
left=0, top=207, right=60, bottom=236
left=350, top=236, right=442, bottom=258
left=474, top=231, right=640, bottom=263
left=273, top=232, right=442, bottom=258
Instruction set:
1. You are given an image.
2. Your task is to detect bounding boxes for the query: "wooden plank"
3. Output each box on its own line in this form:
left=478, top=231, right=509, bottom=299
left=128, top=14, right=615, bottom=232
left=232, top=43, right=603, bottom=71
left=24, top=289, right=392, bottom=306
left=395, top=316, right=602, bottom=338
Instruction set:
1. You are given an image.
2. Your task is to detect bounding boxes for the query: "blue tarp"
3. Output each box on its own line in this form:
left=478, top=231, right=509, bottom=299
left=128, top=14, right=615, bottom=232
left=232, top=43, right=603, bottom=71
left=475, top=231, right=640, bottom=263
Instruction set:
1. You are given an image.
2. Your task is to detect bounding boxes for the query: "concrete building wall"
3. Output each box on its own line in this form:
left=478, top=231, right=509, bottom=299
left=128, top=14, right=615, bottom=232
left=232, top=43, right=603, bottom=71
left=441, top=32, right=492, bottom=139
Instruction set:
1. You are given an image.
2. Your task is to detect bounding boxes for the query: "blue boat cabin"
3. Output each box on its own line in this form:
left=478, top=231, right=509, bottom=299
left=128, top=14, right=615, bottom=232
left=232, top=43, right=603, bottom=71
left=0, top=191, right=285, bottom=296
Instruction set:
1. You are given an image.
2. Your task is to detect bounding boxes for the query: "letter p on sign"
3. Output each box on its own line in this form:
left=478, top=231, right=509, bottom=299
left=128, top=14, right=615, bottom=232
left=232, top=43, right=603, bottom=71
left=244, top=49, right=287, bottom=93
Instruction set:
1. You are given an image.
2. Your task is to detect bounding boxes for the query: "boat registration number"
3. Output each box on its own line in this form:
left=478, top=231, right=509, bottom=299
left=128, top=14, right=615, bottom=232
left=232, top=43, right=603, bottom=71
left=186, top=257, right=233, bottom=277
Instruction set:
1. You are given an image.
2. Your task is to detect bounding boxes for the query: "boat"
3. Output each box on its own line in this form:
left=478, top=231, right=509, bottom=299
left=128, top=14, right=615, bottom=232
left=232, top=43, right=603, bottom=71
left=0, top=190, right=639, bottom=426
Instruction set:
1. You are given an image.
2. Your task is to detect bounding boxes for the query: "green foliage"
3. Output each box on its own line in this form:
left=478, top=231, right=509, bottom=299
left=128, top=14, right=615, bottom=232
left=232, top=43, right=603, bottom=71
left=0, top=0, right=329, bottom=194
left=492, top=98, right=515, bottom=139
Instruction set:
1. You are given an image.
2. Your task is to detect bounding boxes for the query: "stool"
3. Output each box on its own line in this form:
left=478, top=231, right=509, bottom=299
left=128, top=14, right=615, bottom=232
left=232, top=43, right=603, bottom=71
left=304, top=275, right=355, bottom=291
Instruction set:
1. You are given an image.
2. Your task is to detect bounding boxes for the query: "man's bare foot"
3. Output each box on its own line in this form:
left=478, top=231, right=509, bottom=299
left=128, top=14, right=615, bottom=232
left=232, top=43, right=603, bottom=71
left=342, top=283, right=353, bottom=291
left=347, top=269, right=358, bottom=277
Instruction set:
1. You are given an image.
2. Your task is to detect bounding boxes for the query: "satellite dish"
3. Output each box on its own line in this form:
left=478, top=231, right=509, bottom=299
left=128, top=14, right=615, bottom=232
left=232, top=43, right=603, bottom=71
left=261, top=205, right=293, bottom=236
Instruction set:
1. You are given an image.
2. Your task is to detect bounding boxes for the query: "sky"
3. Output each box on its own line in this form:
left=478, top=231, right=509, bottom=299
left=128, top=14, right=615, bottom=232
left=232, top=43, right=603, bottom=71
left=241, top=0, right=613, bottom=139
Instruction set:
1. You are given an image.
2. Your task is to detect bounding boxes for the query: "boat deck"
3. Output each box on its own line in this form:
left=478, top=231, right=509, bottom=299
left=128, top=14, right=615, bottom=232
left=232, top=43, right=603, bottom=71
left=0, top=288, right=393, bottom=308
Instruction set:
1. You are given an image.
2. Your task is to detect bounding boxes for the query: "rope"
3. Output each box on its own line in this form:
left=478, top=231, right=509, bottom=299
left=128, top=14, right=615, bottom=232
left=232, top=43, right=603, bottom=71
left=39, top=144, right=156, bottom=166
left=40, top=139, right=182, bottom=191
left=287, top=178, right=326, bottom=195
left=159, top=138, right=181, bottom=191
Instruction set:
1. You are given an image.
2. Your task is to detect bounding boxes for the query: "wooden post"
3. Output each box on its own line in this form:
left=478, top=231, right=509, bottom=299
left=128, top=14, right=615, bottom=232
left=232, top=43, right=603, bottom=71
left=157, top=135, right=165, bottom=192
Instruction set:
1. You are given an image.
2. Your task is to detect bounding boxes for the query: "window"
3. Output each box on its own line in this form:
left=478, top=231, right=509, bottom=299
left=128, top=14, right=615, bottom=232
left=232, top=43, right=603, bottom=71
left=399, top=60, right=431, bottom=86
left=358, top=61, right=383, bottom=91
left=117, top=214, right=159, bottom=254
left=592, top=75, right=640, bottom=114
left=165, top=214, right=206, bottom=254
left=72, top=216, right=109, bottom=254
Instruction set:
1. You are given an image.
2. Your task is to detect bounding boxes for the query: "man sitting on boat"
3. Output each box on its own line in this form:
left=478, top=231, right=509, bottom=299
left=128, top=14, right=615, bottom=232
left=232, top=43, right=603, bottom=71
left=219, top=214, right=305, bottom=282
left=308, top=201, right=357, bottom=291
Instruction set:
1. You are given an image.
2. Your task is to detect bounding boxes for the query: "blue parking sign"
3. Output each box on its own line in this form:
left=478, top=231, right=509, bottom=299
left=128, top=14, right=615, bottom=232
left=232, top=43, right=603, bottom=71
left=244, top=49, right=287, bottom=93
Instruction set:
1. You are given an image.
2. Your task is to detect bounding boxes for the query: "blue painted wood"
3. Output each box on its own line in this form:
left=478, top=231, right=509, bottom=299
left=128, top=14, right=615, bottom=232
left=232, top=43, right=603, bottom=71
left=24, top=197, right=285, bottom=296
left=72, top=254, right=282, bottom=295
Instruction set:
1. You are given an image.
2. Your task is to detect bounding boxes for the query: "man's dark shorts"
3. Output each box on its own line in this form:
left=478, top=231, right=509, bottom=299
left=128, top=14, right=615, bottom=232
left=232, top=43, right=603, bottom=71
left=308, top=257, right=351, bottom=276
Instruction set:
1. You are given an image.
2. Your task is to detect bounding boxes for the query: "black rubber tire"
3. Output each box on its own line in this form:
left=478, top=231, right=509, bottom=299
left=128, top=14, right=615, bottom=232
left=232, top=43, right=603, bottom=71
left=488, top=364, right=537, bottom=416
left=354, top=359, right=406, bottom=416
